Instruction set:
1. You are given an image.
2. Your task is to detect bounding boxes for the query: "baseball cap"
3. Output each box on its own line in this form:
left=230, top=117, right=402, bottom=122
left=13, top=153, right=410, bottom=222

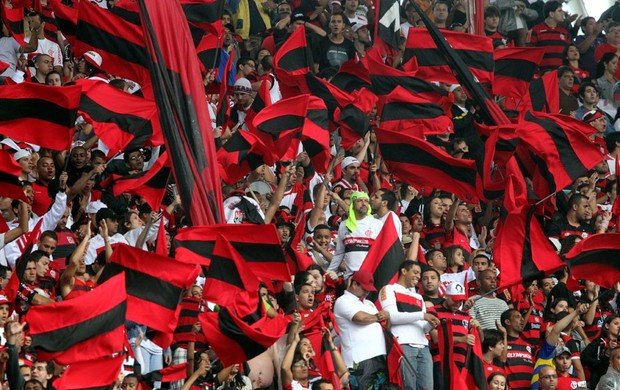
left=13, top=149, right=31, bottom=161
left=449, top=84, right=462, bottom=93
left=554, top=346, right=571, bottom=358
left=233, top=77, right=252, bottom=94
left=85, top=200, right=107, bottom=214
left=445, top=282, right=467, bottom=300
left=351, top=269, right=376, bottom=292
left=583, top=109, right=604, bottom=123
left=0, top=292, right=9, bottom=305
left=291, top=13, right=309, bottom=23
left=83, top=50, right=103, bottom=68
left=330, top=0, right=341, bottom=5
left=352, top=21, right=368, bottom=33
left=341, top=156, right=360, bottom=170
left=96, top=208, right=118, bottom=226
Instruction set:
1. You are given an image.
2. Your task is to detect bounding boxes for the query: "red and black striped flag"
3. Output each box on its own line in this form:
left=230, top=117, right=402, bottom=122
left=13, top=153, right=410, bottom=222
left=216, top=49, right=233, bottom=127
left=516, top=111, right=604, bottom=198
left=204, top=234, right=263, bottom=320
left=492, top=47, right=545, bottom=111
left=139, top=0, right=224, bottom=225
left=196, top=32, right=223, bottom=76
left=172, top=296, right=203, bottom=346
left=494, top=205, right=564, bottom=288
left=77, top=79, right=161, bottom=155
left=143, top=363, right=189, bottom=384
left=373, top=0, right=400, bottom=56
left=180, top=0, right=225, bottom=31
left=0, top=83, right=80, bottom=151
left=199, top=307, right=290, bottom=366
left=524, top=70, right=559, bottom=114
left=565, top=233, right=620, bottom=289
left=462, top=328, right=488, bottom=390
left=39, top=2, right=58, bottom=43
left=97, top=243, right=200, bottom=348
left=330, top=60, right=371, bottom=93
left=216, top=130, right=277, bottom=185
left=383, top=327, right=404, bottom=388
left=174, top=224, right=291, bottom=282
left=376, top=127, right=480, bottom=203
left=108, top=151, right=171, bottom=209
left=0, top=149, right=29, bottom=202
left=358, top=213, right=404, bottom=292
left=437, top=320, right=466, bottom=389
left=404, top=28, right=494, bottom=85
left=1, top=3, right=25, bottom=46
left=273, top=25, right=313, bottom=78
left=49, top=0, right=77, bottom=45
left=53, top=355, right=125, bottom=390
left=379, top=86, right=453, bottom=136
left=318, top=332, right=343, bottom=390
left=76, top=0, right=149, bottom=83
left=303, top=96, right=330, bottom=173
left=24, top=273, right=127, bottom=364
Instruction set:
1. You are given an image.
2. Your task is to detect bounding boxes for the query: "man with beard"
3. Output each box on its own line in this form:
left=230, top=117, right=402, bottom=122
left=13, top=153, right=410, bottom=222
left=333, top=157, right=361, bottom=195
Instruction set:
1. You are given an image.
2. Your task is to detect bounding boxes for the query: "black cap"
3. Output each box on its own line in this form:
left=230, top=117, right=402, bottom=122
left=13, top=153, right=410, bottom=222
left=291, top=13, right=309, bottom=23
left=96, top=208, right=118, bottom=226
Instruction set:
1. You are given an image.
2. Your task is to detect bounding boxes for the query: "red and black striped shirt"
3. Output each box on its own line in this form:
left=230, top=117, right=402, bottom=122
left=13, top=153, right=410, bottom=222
left=505, top=335, right=534, bottom=390
left=429, top=305, right=471, bottom=368
left=529, top=22, right=569, bottom=72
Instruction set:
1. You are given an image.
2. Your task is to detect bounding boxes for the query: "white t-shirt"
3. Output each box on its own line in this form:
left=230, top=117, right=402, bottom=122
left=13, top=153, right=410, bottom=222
left=334, top=290, right=386, bottom=367
left=25, top=37, right=62, bottom=72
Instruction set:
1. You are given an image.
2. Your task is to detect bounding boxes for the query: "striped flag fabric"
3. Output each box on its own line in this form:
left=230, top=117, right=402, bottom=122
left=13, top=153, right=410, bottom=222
left=565, top=233, right=620, bottom=289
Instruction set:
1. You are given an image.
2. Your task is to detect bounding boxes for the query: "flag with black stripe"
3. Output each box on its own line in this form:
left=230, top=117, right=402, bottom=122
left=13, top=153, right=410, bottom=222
left=196, top=32, right=223, bottom=76
left=383, top=327, right=404, bottom=388
left=565, top=233, right=620, bottom=289
left=0, top=149, right=29, bottom=202
left=199, top=306, right=290, bottom=366
left=143, top=363, right=188, bottom=384
left=374, top=0, right=400, bottom=56
left=216, top=49, right=233, bottom=127
left=52, top=355, right=125, bottom=390
left=216, top=130, right=277, bottom=185
left=358, top=213, right=404, bottom=296
left=516, top=111, right=604, bottom=199
left=0, top=83, right=80, bottom=151
left=273, top=25, right=313, bottom=78
left=494, top=205, right=564, bottom=288
left=379, top=86, right=453, bottom=136
left=77, top=79, right=161, bottom=155
left=404, top=29, right=494, bottom=85
left=49, top=0, right=77, bottom=45
left=180, top=0, right=225, bottom=31
left=172, top=296, right=203, bottom=345
left=493, top=47, right=545, bottom=111
left=376, top=127, right=479, bottom=203
left=108, top=151, right=171, bottom=209
left=330, top=60, right=371, bottom=93
left=462, top=328, right=488, bottom=390
left=24, top=273, right=127, bottom=364
left=97, top=243, right=200, bottom=348
left=139, top=0, right=224, bottom=225
left=40, top=3, right=58, bottom=43
left=1, top=3, right=25, bottom=46
left=525, top=70, right=559, bottom=114
left=205, top=234, right=264, bottom=321
left=174, top=224, right=291, bottom=282
left=303, top=96, right=330, bottom=173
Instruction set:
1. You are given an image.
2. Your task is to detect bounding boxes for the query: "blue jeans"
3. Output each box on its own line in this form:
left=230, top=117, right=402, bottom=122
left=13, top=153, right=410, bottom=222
left=401, top=345, right=433, bottom=390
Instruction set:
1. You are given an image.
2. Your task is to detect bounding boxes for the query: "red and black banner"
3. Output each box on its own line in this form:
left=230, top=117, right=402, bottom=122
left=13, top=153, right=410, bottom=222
left=0, top=149, right=29, bottom=202
left=494, top=206, right=564, bottom=288
left=76, top=0, right=149, bottom=83
left=40, top=3, right=58, bottom=43
left=303, top=96, right=330, bottom=173
left=565, top=233, right=620, bottom=289
left=516, top=111, right=604, bottom=198
left=196, top=32, right=223, bottom=75
left=143, top=362, right=188, bottom=383
left=376, top=127, right=480, bottom=203
left=358, top=213, right=404, bottom=292
left=330, top=60, right=371, bottom=93
left=525, top=70, right=559, bottom=114
left=180, top=0, right=225, bottom=31
left=5, top=219, right=43, bottom=310
left=203, top=234, right=263, bottom=320
left=462, top=328, right=488, bottom=390
left=404, top=28, right=494, bottom=85
left=77, top=79, right=161, bottom=155
left=49, top=0, right=77, bottom=45
left=379, top=86, right=453, bottom=136
left=492, top=47, right=545, bottom=110
left=53, top=355, right=125, bottom=390
left=139, top=0, right=224, bottom=225
left=174, top=224, right=290, bottom=282
left=1, top=3, right=25, bottom=46
left=173, top=296, right=204, bottom=345
left=97, top=243, right=199, bottom=346
left=108, top=151, right=171, bottom=209
left=25, top=273, right=127, bottom=365
left=383, top=327, right=404, bottom=388
left=0, top=83, right=80, bottom=151
left=216, top=49, right=233, bottom=127
left=217, top=130, right=277, bottom=185
left=199, top=307, right=290, bottom=366
left=273, top=25, right=313, bottom=77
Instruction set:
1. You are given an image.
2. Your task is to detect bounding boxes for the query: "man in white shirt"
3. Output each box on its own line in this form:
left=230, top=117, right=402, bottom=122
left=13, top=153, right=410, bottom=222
left=84, top=208, right=128, bottom=265
left=25, top=12, right=63, bottom=74
left=379, top=260, right=440, bottom=390
left=334, top=269, right=389, bottom=390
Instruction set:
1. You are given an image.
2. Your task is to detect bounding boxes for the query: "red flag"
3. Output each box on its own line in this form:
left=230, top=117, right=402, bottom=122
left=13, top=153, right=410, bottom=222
left=404, top=28, right=494, bottom=84
left=203, top=235, right=263, bottom=319
left=383, top=327, right=404, bottom=388
left=358, top=213, right=405, bottom=291
left=75, top=0, right=148, bottom=83
left=462, top=328, right=489, bottom=390
left=0, top=149, right=28, bottom=202
left=140, top=0, right=224, bottom=225
left=180, top=0, right=226, bottom=31
left=54, top=355, right=124, bottom=390
left=0, top=83, right=80, bottom=151
left=330, top=60, right=371, bottom=93
left=1, top=3, right=25, bottom=46
left=155, top=217, right=167, bottom=256
left=25, top=273, right=127, bottom=364
left=379, top=86, right=453, bottom=136
left=76, top=79, right=161, bottom=155
left=143, top=362, right=189, bottom=383
left=493, top=47, right=545, bottom=111
left=284, top=211, right=315, bottom=275
left=199, top=307, right=290, bottom=366
left=49, top=0, right=77, bottom=45
left=523, top=70, right=560, bottom=114
left=376, top=127, right=480, bottom=203
left=317, top=332, right=343, bottom=390
left=217, top=130, right=277, bottom=185
left=437, top=320, right=466, bottom=389
left=564, top=233, right=620, bottom=289
left=494, top=205, right=564, bottom=288
left=196, top=32, right=223, bottom=76
left=613, top=157, right=620, bottom=225
left=216, top=50, right=233, bottom=127
left=96, top=244, right=200, bottom=347
left=109, top=151, right=171, bottom=209
left=173, top=296, right=203, bottom=345
left=303, top=96, right=330, bottom=173
left=273, top=25, right=313, bottom=77
left=174, top=224, right=291, bottom=282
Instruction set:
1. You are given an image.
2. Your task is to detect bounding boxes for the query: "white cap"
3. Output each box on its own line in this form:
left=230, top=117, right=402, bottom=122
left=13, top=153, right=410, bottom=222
left=85, top=200, right=107, bottom=214
left=13, top=149, right=31, bottom=161
left=233, top=78, right=253, bottom=94
left=341, top=156, right=360, bottom=170
left=445, top=282, right=467, bottom=300
left=83, top=50, right=103, bottom=68
left=449, top=84, right=462, bottom=93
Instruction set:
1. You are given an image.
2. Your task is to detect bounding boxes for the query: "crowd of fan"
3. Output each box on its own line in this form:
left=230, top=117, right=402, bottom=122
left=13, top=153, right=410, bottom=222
left=4, top=0, right=620, bottom=389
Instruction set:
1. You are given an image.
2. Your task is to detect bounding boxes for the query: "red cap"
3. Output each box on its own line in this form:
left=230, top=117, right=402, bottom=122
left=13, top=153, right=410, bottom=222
left=351, top=269, right=377, bottom=292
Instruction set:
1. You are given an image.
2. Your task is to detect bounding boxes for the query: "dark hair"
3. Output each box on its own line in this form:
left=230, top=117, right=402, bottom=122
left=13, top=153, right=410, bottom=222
left=444, top=245, right=468, bottom=271
left=91, top=149, right=106, bottom=162
left=596, top=52, right=618, bottom=79
left=312, top=379, right=333, bottom=390
left=399, top=260, right=421, bottom=273
left=109, top=78, right=127, bottom=91
left=314, top=224, right=331, bottom=232
left=421, top=266, right=440, bottom=279
left=557, top=65, right=574, bottom=79
left=24, top=379, right=45, bottom=389
left=600, top=314, right=620, bottom=339
left=568, top=193, right=588, bottom=209
left=487, top=372, right=506, bottom=385
left=543, top=0, right=562, bottom=19
left=306, top=264, right=325, bottom=276
left=236, top=56, right=255, bottom=71
left=0, top=265, right=7, bottom=280
left=484, top=5, right=500, bottom=19
left=580, top=16, right=594, bottom=30
left=578, top=81, right=599, bottom=100
left=40, top=230, right=58, bottom=242
left=544, top=297, right=569, bottom=322
left=378, top=188, right=397, bottom=210
left=482, top=329, right=504, bottom=353
left=29, top=250, right=49, bottom=262
left=500, top=309, right=518, bottom=328
left=606, top=131, right=620, bottom=154
left=260, top=55, right=273, bottom=72
left=562, top=44, right=579, bottom=66
left=432, top=0, right=450, bottom=12
left=45, top=70, right=63, bottom=84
